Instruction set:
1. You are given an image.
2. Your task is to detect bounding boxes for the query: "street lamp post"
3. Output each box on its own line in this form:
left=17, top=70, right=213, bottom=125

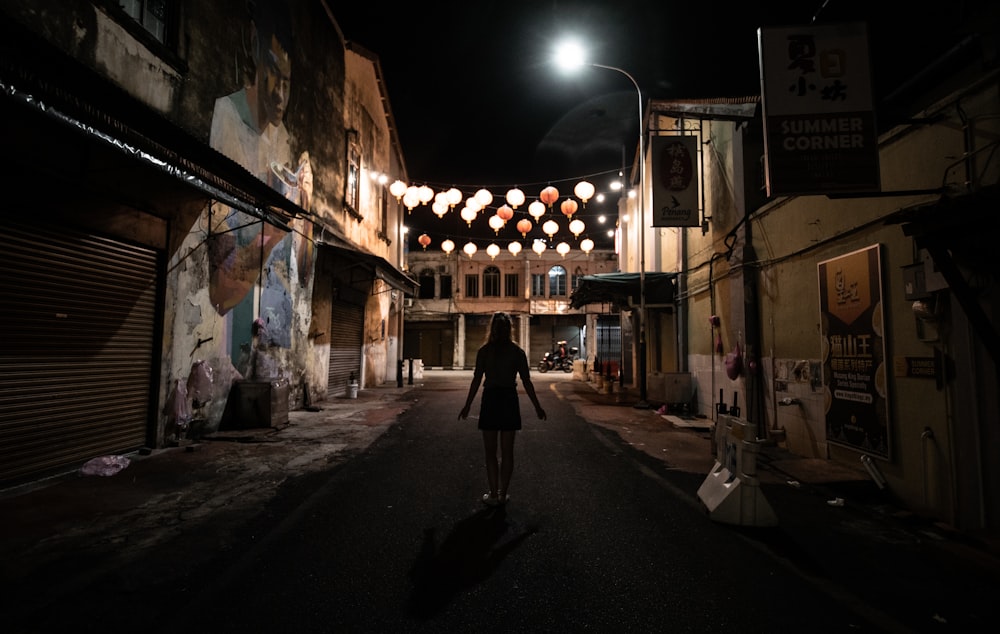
left=554, top=42, right=648, bottom=406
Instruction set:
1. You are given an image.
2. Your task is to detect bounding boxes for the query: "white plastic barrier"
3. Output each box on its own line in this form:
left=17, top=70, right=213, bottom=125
left=696, top=415, right=777, bottom=526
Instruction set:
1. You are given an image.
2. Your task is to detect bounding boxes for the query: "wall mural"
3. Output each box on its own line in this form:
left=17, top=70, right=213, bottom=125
left=207, top=0, right=314, bottom=363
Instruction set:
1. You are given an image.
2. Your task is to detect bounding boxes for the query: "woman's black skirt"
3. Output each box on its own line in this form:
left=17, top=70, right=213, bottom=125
left=478, top=386, right=522, bottom=431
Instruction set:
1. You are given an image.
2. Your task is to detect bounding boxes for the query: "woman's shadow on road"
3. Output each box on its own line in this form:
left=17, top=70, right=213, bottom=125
left=407, top=505, right=536, bottom=619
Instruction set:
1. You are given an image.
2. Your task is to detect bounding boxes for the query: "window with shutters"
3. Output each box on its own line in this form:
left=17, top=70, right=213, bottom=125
left=504, top=273, right=520, bottom=297
left=483, top=266, right=501, bottom=297
left=548, top=265, right=567, bottom=296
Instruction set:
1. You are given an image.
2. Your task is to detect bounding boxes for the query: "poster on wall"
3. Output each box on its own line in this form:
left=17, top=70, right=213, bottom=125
left=817, top=244, right=890, bottom=459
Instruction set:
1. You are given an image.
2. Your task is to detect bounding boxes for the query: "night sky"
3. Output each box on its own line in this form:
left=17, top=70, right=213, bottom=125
left=331, top=1, right=974, bottom=250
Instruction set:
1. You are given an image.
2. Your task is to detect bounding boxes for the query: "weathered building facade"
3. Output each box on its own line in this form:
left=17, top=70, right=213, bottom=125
left=405, top=247, right=619, bottom=371
left=0, top=0, right=413, bottom=487
left=606, top=12, right=1000, bottom=536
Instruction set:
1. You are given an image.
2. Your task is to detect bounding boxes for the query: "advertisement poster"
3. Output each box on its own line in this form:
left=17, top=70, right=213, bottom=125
left=758, top=22, right=880, bottom=196
left=818, top=244, right=890, bottom=458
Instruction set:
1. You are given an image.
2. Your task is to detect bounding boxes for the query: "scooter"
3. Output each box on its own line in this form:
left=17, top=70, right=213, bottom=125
left=538, top=346, right=578, bottom=373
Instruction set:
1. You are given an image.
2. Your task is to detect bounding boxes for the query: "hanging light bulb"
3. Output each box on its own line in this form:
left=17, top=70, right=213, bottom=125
left=486, top=243, right=501, bottom=260
left=569, top=218, right=586, bottom=237
left=528, top=200, right=546, bottom=220
left=556, top=241, right=571, bottom=258
left=460, top=206, right=477, bottom=227
left=542, top=219, right=559, bottom=238
left=432, top=201, right=448, bottom=218
left=497, top=204, right=514, bottom=224
left=516, top=218, right=533, bottom=238
left=389, top=180, right=407, bottom=201
left=488, top=214, right=504, bottom=234
left=560, top=198, right=578, bottom=218
left=441, top=238, right=455, bottom=255
left=508, top=241, right=522, bottom=257
left=446, top=187, right=462, bottom=207
left=580, top=237, right=595, bottom=254
left=532, top=239, right=546, bottom=257
left=539, top=185, right=559, bottom=209
left=506, top=187, right=525, bottom=209
left=574, top=180, right=595, bottom=205
left=474, top=188, right=493, bottom=209
left=418, top=233, right=431, bottom=250
left=463, top=241, right=478, bottom=259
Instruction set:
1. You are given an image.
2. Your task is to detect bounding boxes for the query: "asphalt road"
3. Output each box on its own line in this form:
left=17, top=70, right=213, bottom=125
left=146, top=372, right=878, bottom=632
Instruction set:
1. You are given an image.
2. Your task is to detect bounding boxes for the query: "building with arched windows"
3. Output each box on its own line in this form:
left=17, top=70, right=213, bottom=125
left=404, top=247, right=619, bottom=370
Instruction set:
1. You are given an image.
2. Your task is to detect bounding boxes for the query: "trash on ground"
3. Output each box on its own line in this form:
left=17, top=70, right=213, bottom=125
left=80, top=455, right=131, bottom=477
left=787, top=479, right=801, bottom=488
left=827, top=497, right=845, bottom=507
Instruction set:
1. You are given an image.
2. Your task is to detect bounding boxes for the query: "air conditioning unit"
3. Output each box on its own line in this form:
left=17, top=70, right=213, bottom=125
left=403, top=298, right=414, bottom=308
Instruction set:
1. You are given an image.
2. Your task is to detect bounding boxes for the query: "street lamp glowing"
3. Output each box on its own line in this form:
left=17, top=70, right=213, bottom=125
left=553, top=39, right=587, bottom=72
left=553, top=38, right=649, bottom=406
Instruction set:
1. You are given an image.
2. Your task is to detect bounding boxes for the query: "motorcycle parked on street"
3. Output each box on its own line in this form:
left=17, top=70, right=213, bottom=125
left=537, top=344, right=578, bottom=373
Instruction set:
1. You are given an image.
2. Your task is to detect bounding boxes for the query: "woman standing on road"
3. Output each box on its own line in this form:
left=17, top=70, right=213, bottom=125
left=459, top=312, right=546, bottom=506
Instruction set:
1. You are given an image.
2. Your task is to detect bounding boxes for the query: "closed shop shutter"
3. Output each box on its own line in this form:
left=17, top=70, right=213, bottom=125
left=530, top=319, right=583, bottom=366
left=328, top=301, right=364, bottom=398
left=463, top=316, right=490, bottom=369
left=0, top=221, right=159, bottom=486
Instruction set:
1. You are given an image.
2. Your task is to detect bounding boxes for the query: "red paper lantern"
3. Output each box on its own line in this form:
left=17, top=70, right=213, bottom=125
left=516, top=218, right=533, bottom=237
left=418, top=233, right=431, bottom=250
left=539, top=185, right=559, bottom=208
left=560, top=199, right=578, bottom=218
left=497, top=204, right=514, bottom=222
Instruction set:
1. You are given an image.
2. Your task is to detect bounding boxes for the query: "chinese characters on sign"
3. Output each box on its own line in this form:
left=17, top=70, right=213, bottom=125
left=759, top=22, right=881, bottom=196
left=651, top=136, right=699, bottom=227
left=818, top=245, right=890, bottom=459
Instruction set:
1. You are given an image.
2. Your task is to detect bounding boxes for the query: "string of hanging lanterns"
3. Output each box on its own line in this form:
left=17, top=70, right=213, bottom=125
left=394, top=174, right=620, bottom=260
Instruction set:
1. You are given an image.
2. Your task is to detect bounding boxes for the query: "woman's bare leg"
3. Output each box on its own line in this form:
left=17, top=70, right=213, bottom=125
left=482, top=430, right=499, bottom=498
left=499, top=430, right=516, bottom=500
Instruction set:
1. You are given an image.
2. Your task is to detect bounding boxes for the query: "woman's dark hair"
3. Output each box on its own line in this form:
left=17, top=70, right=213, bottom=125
left=487, top=312, right=513, bottom=344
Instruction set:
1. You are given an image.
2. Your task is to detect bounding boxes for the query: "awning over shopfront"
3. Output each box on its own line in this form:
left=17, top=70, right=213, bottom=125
left=318, top=243, right=418, bottom=296
left=569, top=272, right=677, bottom=309
left=0, top=18, right=303, bottom=231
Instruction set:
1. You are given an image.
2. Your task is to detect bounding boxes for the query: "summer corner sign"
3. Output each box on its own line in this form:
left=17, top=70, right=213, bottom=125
left=818, top=245, right=890, bottom=459
left=758, top=22, right=880, bottom=196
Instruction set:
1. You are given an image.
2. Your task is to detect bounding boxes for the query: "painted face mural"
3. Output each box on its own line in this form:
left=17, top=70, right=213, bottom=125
left=206, top=0, right=311, bottom=360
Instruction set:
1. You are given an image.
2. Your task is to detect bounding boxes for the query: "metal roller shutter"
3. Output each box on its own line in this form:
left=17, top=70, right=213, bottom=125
left=0, top=221, right=159, bottom=486
left=328, top=301, right=364, bottom=398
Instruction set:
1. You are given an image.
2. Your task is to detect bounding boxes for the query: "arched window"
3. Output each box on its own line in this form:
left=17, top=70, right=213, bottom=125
left=418, top=268, right=435, bottom=299
left=548, top=265, right=567, bottom=296
left=483, top=266, right=501, bottom=297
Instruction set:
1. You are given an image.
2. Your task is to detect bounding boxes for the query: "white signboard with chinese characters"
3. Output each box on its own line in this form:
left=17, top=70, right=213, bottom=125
left=818, top=244, right=890, bottom=459
left=759, top=22, right=880, bottom=196
left=651, top=136, right=700, bottom=227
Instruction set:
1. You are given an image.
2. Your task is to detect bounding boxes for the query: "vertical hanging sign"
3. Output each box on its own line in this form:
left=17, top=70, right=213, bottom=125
left=758, top=22, right=880, bottom=196
left=651, top=136, right=700, bottom=227
left=817, top=244, right=890, bottom=459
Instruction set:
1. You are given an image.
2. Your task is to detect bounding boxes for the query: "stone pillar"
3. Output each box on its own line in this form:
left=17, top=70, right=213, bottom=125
left=454, top=313, right=465, bottom=369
